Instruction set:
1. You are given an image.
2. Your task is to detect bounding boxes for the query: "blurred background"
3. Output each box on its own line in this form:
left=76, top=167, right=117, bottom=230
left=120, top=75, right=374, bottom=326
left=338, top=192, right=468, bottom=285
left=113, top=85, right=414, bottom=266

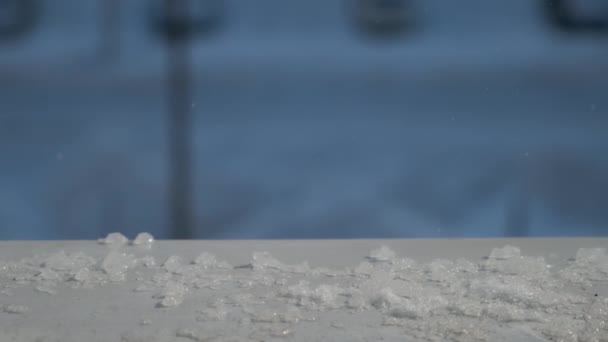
left=0, top=0, right=607, bottom=239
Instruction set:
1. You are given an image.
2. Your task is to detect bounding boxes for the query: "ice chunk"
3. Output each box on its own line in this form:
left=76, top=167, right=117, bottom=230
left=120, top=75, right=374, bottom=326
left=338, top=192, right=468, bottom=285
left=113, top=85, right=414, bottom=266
left=359, top=270, right=394, bottom=294
left=280, top=281, right=311, bottom=301
left=353, top=261, right=375, bottom=276
left=162, top=256, right=182, bottom=272
left=489, top=245, right=521, bottom=260
left=251, top=252, right=284, bottom=271
left=559, top=248, right=608, bottom=284
left=310, top=284, right=343, bottom=308
left=139, top=256, right=156, bottom=268
left=101, top=251, right=136, bottom=281
left=158, top=281, right=186, bottom=307
left=193, top=252, right=218, bottom=268
left=367, top=246, right=396, bottom=262
left=425, top=259, right=457, bottom=282
left=132, top=232, right=154, bottom=246
left=3, top=304, right=29, bottom=314
left=98, top=232, right=128, bottom=246
left=370, top=288, right=405, bottom=310
left=345, top=295, right=367, bottom=310
left=280, top=281, right=343, bottom=309
left=191, top=252, right=231, bottom=269
left=251, top=252, right=309, bottom=273
left=71, top=268, right=91, bottom=283
left=422, top=258, right=478, bottom=286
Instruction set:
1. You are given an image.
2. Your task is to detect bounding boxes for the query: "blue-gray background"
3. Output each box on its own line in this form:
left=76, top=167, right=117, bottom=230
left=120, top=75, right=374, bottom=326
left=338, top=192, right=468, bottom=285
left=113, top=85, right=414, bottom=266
left=1, top=0, right=607, bottom=239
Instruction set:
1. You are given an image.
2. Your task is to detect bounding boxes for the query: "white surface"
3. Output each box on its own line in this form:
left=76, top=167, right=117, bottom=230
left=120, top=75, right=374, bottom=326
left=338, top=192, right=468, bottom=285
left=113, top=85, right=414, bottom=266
left=1, top=238, right=607, bottom=341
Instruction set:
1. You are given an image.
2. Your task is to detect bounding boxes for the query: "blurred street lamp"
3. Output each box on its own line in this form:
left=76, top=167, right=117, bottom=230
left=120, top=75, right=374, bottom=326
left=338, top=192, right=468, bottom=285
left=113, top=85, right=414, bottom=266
left=0, top=0, right=38, bottom=41
left=150, top=0, right=224, bottom=39
left=152, top=0, right=224, bottom=239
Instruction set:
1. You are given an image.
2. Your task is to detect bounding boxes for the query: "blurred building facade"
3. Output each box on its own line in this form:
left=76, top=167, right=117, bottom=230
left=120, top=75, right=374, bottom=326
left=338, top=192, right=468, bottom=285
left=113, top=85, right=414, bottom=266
left=1, top=0, right=607, bottom=239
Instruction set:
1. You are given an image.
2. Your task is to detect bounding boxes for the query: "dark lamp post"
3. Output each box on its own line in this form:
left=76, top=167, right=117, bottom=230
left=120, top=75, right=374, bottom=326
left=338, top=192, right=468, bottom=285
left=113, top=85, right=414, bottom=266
left=152, top=0, right=224, bottom=239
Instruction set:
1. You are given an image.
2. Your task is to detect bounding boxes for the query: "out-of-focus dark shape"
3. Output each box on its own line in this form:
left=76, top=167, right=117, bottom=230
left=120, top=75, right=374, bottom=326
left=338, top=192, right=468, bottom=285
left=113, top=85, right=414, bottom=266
left=163, top=0, right=194, bottom=239
left=353, top=0, right=413, bottom=38
left=545, top=0, right=608, bottom=33
left=149, top=0, right=225, bottom=39
left=0, top=0, right=38, bottom=40
left=158, top=0, right=224, bottom=239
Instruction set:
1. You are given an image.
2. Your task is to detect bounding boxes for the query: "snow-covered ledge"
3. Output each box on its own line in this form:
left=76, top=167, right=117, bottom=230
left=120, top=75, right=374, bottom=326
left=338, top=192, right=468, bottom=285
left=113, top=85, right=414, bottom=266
left=1, top=236, right=607, bottom=341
